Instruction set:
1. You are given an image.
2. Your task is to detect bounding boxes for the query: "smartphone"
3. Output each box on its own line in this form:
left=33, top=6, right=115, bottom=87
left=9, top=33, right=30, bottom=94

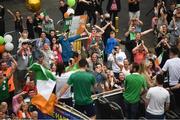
left=138, top=40, right=142, bottom=45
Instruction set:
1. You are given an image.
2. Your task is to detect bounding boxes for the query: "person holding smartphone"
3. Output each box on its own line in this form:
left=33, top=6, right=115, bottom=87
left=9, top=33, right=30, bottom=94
left=132, top=40, right=149, bottom=64
left=108, top=45, right=126, bottom=79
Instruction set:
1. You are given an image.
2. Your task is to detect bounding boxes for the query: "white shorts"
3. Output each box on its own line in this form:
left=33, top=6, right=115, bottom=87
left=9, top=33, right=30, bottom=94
left=129, top=11, right=140, bottom=19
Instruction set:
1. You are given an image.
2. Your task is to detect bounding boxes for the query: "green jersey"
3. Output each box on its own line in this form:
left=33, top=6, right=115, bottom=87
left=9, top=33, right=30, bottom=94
left=65, top=64, right=79, bottom=72
left=0, top=78, right=9, bottom=101
left=123, top=73, right=147, bottom=103
left=67, top=71, right=95, bottom=105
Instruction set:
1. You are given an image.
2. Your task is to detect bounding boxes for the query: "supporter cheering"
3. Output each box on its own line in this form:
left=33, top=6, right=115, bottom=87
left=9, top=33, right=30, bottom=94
left=93, top=63, right=106, bottom=93
left=0, top=61, right=16, bottom=104
left=7, top=9, right=24, bottom=33
left=58, top=32, right=87, bottom=66
left=1, top=0, right=180, bottom=119
left=128, top=0, right=141, bottom=20
left=35, top=32, right=50, bottom=49
left=108, top=45, right=126, bottom=79
left=132, top=40, right=148, bottom=64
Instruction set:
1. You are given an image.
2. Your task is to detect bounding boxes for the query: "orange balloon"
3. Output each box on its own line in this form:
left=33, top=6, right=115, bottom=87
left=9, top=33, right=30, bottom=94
left=0, top=45, right=5, bottom=54
left=64, top=12, right=69, bottom=18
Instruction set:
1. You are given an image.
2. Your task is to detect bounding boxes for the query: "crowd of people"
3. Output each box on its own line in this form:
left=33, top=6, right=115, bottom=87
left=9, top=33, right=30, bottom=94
left=0, top=0, right=180, bottom=119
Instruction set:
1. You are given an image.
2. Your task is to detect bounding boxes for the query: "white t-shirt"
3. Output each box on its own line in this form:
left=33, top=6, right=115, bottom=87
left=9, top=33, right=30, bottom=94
left=18, top=38, right=29, bottom=48
left=146, top=86, right=170, bottom=115
left=108, top=51, right=126, bottom=73
left=56, top=71, right=74, bottom=99
left=122, top=67, right=130, bottom=77
left=162, top=57, right=180, bottom=86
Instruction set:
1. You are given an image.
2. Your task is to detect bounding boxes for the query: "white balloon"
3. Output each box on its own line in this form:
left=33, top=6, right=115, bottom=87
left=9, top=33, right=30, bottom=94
left=67, top=8, right=75, bottom=15
left=4, top=34, right=13, bottom=43
left=5, top=42, right=14, bottom=51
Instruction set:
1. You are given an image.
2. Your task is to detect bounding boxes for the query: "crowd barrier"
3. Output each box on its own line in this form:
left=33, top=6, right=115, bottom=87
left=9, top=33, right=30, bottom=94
left=38, top=89, right=124, bottom=119
left=92, top=89, right=125, bottom=119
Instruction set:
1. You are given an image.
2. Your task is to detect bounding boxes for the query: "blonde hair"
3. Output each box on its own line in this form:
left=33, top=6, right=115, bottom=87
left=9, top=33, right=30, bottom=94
left=138, top=62, right=148, bottom=74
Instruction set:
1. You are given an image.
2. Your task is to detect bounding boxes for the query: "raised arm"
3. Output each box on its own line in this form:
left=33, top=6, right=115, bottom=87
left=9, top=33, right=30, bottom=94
left=79, top=0, right=90, bottom=4
left=125, top=25, right=134, bottom=37
left=132, top=44, right=140, bottom=54
left=142, top=41, right=148, bottom=53
left=7, top=9, right=16, bottom=21
left=95, top=25, right=104, bottom=35
left=102, top=22, right=111, bottom=31
left=110, top=22, right=116, bottom=31
left=141, top=28, right=153, bottom=36
left=58, top=34, right=65, bottom=43
left=68, top=34, right=81, bottom=42
left=137, top=18, right=143, bottom=26
left=156, top=40, right=162, bottom=48
left=125, top=29, right=131, bottom=37
left=84, top=27, right=91, bottom=36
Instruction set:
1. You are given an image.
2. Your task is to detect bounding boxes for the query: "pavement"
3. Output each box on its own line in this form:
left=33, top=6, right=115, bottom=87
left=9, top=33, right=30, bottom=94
left=1, top=0, right=155, bottom=51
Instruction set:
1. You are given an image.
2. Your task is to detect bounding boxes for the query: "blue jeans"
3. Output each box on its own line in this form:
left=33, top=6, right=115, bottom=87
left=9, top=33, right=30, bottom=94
left=145, top=111, right=164, bottom=119
left=124, top=100, right=139, bottom=119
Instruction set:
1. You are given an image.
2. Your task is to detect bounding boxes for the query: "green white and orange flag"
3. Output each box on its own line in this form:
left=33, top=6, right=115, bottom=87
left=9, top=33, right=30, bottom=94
left=155, top=51, right=164, bottom=66
left=28, top=63, right=57, bottom=115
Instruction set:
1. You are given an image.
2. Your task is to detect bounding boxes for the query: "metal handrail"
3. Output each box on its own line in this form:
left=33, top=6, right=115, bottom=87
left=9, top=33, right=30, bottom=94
left=4, top=30, right=15, bottom=36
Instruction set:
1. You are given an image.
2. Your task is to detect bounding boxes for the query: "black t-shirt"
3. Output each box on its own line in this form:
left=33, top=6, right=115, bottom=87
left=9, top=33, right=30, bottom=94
left=128, top=1, right=140, bottom=12
left=59, top=4, right=68, bottom=16
left=33, top=18, right=42, bottom=33
left=176, top=0, right=180, bottom=4
left=120, top=38, right=137, bottom=53
left=75, top=0, right=89, bottom=15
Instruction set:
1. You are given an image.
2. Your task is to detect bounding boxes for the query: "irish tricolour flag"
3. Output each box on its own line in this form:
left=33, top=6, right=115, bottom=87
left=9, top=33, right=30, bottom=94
left=28, top=63, right=57, bottom=115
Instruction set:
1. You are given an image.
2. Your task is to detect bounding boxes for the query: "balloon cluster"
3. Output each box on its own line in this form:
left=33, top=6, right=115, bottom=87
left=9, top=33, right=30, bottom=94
left=0, top=34, right=14, bottom=53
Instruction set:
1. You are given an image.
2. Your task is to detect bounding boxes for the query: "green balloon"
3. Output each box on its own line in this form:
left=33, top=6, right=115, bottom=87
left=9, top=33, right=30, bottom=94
left=67, top=0, right=76, bottom=7
left=0, top=36, right=5, bottom=45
